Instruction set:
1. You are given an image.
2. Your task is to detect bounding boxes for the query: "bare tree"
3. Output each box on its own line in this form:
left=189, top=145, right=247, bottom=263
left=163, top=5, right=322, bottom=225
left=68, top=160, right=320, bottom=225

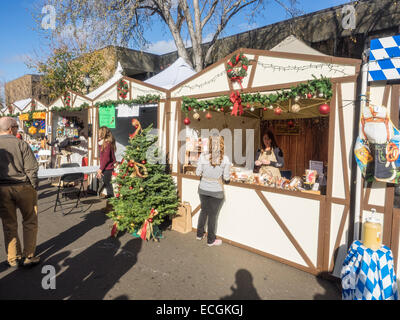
left=34, top=0, right=301, bottom=72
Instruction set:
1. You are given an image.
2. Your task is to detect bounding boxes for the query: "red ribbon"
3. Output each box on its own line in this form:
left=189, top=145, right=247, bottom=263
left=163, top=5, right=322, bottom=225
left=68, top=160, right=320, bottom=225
left=230, top=76, right=244, bottom=89
left=230, top=91, right=243, bottom=116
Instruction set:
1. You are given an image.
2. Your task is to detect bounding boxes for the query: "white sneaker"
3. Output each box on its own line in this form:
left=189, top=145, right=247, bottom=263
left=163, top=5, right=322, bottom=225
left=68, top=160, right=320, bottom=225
left=196, top=235, right=204, bottom=240
left=207, top=239, right=222, bottom=247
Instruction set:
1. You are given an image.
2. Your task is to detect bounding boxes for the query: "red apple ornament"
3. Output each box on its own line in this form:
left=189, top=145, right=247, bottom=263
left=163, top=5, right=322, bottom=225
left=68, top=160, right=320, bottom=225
left=319, top=103, right=330, bottom=115
left=184, top=117, right=191, bottom=125
left=274, top=107, right=282, bottom=115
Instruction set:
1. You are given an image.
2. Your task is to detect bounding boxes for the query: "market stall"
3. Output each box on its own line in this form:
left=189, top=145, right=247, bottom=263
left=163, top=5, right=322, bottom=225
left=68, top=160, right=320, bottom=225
left=89, top=62, right=168, bottom=165
left=168, top=47, right=361, bottom=276
left=14, top=98, right=49, bottom=155
left=48, top=91, right=92, bottom=168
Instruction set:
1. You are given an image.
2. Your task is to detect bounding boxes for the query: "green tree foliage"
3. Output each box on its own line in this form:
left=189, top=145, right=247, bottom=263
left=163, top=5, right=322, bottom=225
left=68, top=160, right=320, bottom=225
left=107, top=124, right=179, bottom=235
left=28, top=46, right=105, bottom=101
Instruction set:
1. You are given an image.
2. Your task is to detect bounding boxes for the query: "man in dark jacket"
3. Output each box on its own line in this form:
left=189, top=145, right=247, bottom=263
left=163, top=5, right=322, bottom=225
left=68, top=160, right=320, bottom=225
left=0, top=117, right=40, bottom=268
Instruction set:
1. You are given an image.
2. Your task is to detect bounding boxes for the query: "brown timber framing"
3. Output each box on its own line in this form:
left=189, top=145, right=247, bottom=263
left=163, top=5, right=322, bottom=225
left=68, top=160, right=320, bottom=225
left=391, top=85, right=400, bottom=273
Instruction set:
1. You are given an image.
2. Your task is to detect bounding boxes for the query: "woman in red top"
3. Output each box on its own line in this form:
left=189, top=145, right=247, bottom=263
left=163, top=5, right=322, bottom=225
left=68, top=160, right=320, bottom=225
left=97, top=126, right=116, bottom=202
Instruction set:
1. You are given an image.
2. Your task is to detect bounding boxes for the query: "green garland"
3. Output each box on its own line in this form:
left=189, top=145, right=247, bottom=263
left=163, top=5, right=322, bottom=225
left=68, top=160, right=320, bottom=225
left=95, top=95, right=160, bottom=108
left=50, top=94, right=161, bottom=112
left=181, top=76, right=332, bottom=113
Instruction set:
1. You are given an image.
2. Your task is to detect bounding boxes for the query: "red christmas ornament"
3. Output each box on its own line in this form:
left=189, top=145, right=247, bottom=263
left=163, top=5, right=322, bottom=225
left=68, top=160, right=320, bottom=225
left=247, top=104, right=251, bottom=109
left=307, top=93, right=313, bottom=99
left=188, top=106, right=192, bottom=111
left=184, top=117, right=191, bottom=125
left=220, top=107, right=224, bottom=112
left=274, top=107, right=282, bottom=115
left=287, top=120, right=294, bottom=128
left=263, top=107, right=267, bottom=111
left=116, top=193, right=120, bottom=198
left=206, top=112, right=212, bottom=119
left=141, top=160, right=146, bottom=164
left=148, top=218, right=153, bottom=223
left=129, top=186, right=133, bottom=190
left=319, top=103, right=330, bottom=115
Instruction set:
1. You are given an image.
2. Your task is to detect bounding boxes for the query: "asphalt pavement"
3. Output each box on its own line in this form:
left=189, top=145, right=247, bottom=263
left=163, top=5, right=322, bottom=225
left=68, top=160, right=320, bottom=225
left=0, top=181, right=341, bottom=300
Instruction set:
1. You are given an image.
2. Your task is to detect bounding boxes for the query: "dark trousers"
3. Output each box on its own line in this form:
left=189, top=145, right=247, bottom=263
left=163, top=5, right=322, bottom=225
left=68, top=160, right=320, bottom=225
left=98, top=170, right=114, bottom=198
left=197, top=194, right=224, bottom=244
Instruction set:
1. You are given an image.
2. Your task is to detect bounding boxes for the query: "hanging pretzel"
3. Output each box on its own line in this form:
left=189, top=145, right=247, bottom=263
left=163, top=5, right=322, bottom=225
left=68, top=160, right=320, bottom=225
left=386, top=142, right=399, bottom=162
left=129, top=119, right=142, bottom=139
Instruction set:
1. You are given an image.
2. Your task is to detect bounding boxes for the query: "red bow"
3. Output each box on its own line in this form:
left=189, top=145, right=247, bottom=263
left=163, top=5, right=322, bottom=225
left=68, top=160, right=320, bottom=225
left=138, top=208, right=159, bottom=241
left=230, top=91, right=243, bottom=116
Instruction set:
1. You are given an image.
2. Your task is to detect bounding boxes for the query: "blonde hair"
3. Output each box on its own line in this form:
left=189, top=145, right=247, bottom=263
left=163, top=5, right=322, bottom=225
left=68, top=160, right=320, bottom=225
left=98, top=126, right=116, bottom=152
left=208, top=135, right=225, bottom=167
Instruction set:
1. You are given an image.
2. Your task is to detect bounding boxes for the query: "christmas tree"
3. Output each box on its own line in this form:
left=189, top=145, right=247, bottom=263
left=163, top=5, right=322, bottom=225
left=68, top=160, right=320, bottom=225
left=107, top=121, right=179, bottom=240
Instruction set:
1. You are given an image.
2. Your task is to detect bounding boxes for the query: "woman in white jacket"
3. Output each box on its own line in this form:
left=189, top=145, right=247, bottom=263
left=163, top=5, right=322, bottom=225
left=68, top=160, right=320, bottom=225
left=196, top=135, right=231, bottom=246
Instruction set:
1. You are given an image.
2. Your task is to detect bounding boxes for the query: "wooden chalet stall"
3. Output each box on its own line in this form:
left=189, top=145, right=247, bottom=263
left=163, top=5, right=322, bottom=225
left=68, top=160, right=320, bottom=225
left=167, top=48, right=361, bottom=276
left=48, top=91, right=92, bottom=168
left=89, top=74, right=168, bottom=167
left=13, top=98, right=49, bottom=140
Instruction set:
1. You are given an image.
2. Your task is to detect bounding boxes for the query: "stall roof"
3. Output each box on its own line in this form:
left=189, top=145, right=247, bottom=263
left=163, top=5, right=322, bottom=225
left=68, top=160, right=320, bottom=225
left=86, top=62, right=124, bottom=100
left=144, top=57, right=196, bottom=89
left=13, top=98, right=32, bottom=112
left=270, top=35, right=327, bottom=56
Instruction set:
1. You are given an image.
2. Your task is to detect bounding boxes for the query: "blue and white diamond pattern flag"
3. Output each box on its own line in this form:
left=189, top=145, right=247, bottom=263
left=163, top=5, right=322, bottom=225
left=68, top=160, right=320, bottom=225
left=369, top=35, right=400, bottom=81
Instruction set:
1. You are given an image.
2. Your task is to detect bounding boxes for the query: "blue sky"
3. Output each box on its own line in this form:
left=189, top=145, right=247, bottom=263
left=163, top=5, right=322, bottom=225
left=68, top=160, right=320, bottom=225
left=0, top=0, right=351, bottom=83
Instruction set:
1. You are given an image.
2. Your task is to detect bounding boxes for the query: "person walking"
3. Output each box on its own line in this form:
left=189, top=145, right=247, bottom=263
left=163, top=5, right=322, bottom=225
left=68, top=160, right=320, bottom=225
left=97, top=126, right=116, bottom=212
left=196, top=135, right=231, bottom=246
left=0, top=117, right=40, bottom=268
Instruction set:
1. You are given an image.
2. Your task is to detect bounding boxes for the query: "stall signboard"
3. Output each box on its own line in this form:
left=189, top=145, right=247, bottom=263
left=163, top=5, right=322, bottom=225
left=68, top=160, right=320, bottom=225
left=275, top=124, right=301, bottom=135
left=368, top=35, right=400, bottom=82
left=354, top=105, right=400, bottom=183
left=99, top=106, right=116, bottom=128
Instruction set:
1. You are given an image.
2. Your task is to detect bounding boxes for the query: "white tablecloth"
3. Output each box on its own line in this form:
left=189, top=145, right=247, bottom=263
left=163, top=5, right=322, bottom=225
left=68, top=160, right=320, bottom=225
left=38, top=166, right=100, bottom=179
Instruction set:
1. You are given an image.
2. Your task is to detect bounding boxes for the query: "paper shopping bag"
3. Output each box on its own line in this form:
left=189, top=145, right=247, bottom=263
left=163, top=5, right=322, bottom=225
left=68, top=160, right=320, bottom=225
left=171, top=202, right=192, bottom=234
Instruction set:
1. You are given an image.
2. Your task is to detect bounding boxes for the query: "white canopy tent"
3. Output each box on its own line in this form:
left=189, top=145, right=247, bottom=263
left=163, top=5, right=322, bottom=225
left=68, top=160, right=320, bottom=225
left=145, top=57, right=196, bottom=89
left=86, top=62, right=124, bottom=100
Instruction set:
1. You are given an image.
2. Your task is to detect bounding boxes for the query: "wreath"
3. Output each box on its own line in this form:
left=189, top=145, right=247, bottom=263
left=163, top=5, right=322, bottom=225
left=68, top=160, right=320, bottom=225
left=118, top=79, right=129, bottom=99
left=227, top=53, right=249, bottom=88
left=63, top=92, right=71, bottom=107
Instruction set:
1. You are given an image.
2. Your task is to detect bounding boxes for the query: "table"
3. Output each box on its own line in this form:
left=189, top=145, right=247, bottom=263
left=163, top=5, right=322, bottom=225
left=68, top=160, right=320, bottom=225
left=341, top=240, right=398, bottom=300
left=38, top=166, right=100, bottom=179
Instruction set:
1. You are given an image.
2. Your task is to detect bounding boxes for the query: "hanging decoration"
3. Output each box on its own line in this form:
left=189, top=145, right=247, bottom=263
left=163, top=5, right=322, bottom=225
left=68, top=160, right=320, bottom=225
left=28, top=126, right=37, bottom=135
left=291, top=104, right=301, bottom=113
left=354, top=105, right=400, bottom=184
left=63, top=92, right=71, bottom=107
left=229, top=91, right=244, bottom=116
left=32, top=112, right=46, bottom=120
left=129, top=118, right=142, bottom=139
left=274, top=107, right=282, bottom=116
left=227, top=53, right=249, bottom=89
left=318, top=103, right=330, bottom=115
left=19, top=113, right=30, bottom=121
left=184, top=117, right=191, bottom=125
left=117, top=79, right=129, bottom=99
left=181, top=76, right=332, bottom=114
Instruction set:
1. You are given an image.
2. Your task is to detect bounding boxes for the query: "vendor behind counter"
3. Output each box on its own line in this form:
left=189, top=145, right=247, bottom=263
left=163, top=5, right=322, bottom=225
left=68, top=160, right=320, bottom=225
left=254, top=130, right=284, bottom=178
